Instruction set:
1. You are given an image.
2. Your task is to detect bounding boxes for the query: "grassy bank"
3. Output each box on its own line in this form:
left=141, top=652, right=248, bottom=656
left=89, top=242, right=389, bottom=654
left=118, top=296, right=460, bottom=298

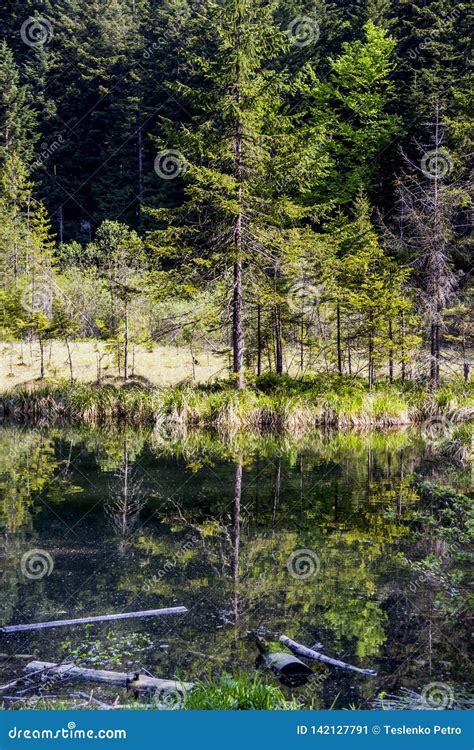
left=0, top=374, right=472, bottom=430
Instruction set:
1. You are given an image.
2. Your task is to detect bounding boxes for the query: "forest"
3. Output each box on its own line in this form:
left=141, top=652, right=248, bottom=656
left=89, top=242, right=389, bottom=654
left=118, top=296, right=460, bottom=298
left=0, top=0, right=472, bottom=715
left=0, top=0, right=472, bottom=412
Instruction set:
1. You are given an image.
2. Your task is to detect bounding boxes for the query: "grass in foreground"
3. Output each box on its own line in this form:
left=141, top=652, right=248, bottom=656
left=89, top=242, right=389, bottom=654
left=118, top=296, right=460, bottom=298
left=1, top=674, right=300, bottom=711
left=183, top=674, right=300, bottom=710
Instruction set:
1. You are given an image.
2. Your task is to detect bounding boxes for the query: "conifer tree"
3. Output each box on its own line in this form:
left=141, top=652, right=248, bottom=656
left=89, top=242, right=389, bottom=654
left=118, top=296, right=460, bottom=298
left=148, top=0, right=305, bottom=387
left=333, top=192, right=412, bottom=386
left=315, top=21, right=401, bottom=205
left=0, top=153, right=33, bottom=284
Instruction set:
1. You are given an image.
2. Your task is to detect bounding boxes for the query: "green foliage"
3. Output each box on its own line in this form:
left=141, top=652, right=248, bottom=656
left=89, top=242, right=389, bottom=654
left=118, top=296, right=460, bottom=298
left=61, top=626, right=154, bottom=670
left=0, top=1, right=470, bottom=389
left=184, top=673, right=299, bottom=710
left=1, top=377, right=471, bottom=429
left=0, top=41, right=38, bottom=164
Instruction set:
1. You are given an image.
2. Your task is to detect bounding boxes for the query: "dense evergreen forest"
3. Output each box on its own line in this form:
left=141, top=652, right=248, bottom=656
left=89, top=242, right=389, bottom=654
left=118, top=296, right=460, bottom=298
left=0, top=0, right=472, bottom=397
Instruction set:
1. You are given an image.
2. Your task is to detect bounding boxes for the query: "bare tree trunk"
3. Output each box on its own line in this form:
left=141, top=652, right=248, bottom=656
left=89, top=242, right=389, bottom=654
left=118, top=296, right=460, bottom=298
left=368, top=313, right=374, bottom=390
left=300, top=316, right=304, bottom=372
left=39, top=339, right=45, bottom=379
left=462, top=335, right=470, bottom=382
left=257, top=304, right=262, bottom=376
left=232, top=11, right=245, bottom=390
left=430, top=318, right=439, bottom=387
left=137, top=121, right=144, bottom=231
left=65, top=338, right=73, bottom=382
left=400, top=312, right=406, bottom=381
left=233, top=259, right=244, bottom=388
left=336, top=304, right=342, bottom=376
left=388, top=320, right=394, bottom=383
left=58, top=205, right=64, bottom=245
left=232, top=459, right=242, bottom=623
left=435, top=318, right=440, bottom=385
left=274, top=306, right=283, bottom=374
left=272, top=459, right=281, bottom=522
left=123, top=297, right=129, bottom=381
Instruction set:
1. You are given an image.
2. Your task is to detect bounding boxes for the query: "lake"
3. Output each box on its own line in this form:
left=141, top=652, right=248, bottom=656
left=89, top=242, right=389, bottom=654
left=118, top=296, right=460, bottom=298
left=0, top=424, right=472, bottom=709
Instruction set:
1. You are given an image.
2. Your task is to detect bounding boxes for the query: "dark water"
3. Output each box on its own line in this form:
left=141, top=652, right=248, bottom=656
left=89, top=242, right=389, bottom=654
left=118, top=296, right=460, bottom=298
left=0, top=425, right=472, bottom=708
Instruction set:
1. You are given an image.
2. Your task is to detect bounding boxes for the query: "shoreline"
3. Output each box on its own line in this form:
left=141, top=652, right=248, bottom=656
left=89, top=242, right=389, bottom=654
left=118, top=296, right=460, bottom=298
left=0, top=377, right=472, bottom=430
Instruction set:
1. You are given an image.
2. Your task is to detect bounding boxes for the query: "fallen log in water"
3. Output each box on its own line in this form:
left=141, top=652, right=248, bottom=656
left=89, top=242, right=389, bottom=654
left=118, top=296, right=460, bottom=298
left=0, top=607, right=188, bottom=634
left=262, top=652, right=313, bottom=687
left=256, top=636, right=313, bottom=687
left=279, top=635, right=377, bottom=677
left=23, top=661, right=193, bottom=695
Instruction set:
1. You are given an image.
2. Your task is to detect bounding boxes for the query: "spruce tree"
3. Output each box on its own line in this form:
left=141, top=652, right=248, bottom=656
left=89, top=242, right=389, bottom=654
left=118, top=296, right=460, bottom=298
left=148, top=0, right=302, bottom=387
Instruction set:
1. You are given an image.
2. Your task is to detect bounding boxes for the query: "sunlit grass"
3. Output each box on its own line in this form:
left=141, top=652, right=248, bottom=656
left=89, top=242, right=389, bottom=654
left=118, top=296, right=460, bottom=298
left=183, top=673, right=300, bottom=710
left=0, top=368, right=472, bottom=430
left=0, top=340, right=226, bottom=389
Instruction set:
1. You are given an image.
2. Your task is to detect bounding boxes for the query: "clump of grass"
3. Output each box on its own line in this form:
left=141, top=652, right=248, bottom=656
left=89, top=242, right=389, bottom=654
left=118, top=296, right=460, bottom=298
left=183, top=673, right=300, bottom=710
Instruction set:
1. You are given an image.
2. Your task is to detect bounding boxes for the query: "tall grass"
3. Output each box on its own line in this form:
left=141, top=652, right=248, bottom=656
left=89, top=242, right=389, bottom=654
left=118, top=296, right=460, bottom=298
left=0, top=375, right=472, bottom=430
left=183, top=673, right=300, bottom=710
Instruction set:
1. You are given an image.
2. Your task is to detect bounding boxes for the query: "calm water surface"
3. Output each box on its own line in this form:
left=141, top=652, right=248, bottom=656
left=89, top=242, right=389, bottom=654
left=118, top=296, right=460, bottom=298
left=0, top=425, right=471, bottom=708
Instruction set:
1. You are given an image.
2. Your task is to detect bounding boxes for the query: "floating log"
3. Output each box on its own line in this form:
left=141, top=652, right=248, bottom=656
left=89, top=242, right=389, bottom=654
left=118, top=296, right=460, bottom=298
left=256, top=636, right=313, bottom=687
left=264, top=651, right=313, bottom=678
left=0, top=607, right=188, bottom=634
left=279, top=635, right=377, bottom=677
left=263, top=652, right=313, bottom=686
left=0, top=662, right=64, bottom=693
left=23, top=661, right=193, bottom=695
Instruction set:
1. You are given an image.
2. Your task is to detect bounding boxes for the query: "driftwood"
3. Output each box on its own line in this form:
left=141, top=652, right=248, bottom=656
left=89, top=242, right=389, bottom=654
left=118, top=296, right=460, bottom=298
left=279, top=636, right=377, bottom=677
left=23, top=661, right=193, bottom=695
left=0, top=607, right=188, bottom=634
left=0, top=662, right=67, bottom=693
